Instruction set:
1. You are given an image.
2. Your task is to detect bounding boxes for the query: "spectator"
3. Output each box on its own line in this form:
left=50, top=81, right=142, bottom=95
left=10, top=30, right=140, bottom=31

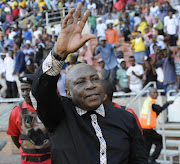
left=25, top=52, right=37, bottom=74
left=145, top=9, right=155, bottom=25
left=35, top=39, right=45, bottom=66
left=87, top=0, right=96, bottom=16
left=158, top=48, right=177, bottom=95
left=176, top=58, right=180, bottom=89
left=12, top=5, right=19, bottom=21
left=23, top=40, right=35, bottom=62
left=105, top=23, right=118, bottom=44
left=134, top=31, right=147, bottom=64
left=4, top=50, right=17, bottom=98
left=14, top=43, right=26, bottom=98
left=127, top=56, right=144, bottom=92
left=157, top=5, right=166, bottom=24
left=38, top=0, right=47, bottom=11
left=23, top=28, right=32, bottom=42
left=105, top=13, right=115, bottom=26
left=96, top=17, right=106, bottom=39
left=116, top=59, right=130, bottom=92
left=88, top=12, right=96, bottom=35
left=93, top=36, right=120, bottom=91
left=57, top=71, right=66, bottom=96
left=0, top=53, right=7, bottom=98
left=164, top=11, right=179, bottom=47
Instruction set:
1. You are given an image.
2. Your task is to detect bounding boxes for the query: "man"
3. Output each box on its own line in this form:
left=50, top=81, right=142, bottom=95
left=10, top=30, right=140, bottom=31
left=139, top=88, right=174, bottom=164
left=164, top=11, right=179, bottom=47
left=105, top=23, right=118, bottom=44
left=7, top=74, right=51, bottom=164
left=93, top=36, right=120, bottom=91
left=116, top=59, right=130, bottom=92
left=127, top=56, right=144, bottom=92
left=14, top=42, right=26, bottom=97
left=32, top=3, right=147, bottom=164
left=0, top=53, right=7, bottom=98
left=96, top=17, right=106, bottom=39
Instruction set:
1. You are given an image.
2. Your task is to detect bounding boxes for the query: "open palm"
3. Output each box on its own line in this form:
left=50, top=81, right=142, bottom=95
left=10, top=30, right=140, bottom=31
left=54, top=3, right=96, bottom=57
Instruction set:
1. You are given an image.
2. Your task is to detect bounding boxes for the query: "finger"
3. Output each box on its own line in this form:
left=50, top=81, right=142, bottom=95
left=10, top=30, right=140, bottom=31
left=79, top=10, right=90, bottom=30
left=62, top=8, right=75, bottom=29
left=80, top=34, right=96, bottom=47
left=68, top=17, right=73, bottom=25
left=73, top=2, right=82, bottom=24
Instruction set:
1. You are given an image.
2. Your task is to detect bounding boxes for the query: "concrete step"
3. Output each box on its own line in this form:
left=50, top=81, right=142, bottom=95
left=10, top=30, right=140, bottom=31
left=156, top=159, right=172, bottom=164
left=166, top=140, right=180, bottom=147
left=157, top=130, right=180, bottom=137
left=157, top=123, right=180, bottom=129
left=151, top=149, right=180, bottom=157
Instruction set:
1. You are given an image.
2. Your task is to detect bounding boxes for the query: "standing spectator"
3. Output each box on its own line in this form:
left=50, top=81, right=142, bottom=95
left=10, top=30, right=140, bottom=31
left=23, top=28, right=32, bottom=42
left=88, top=12, right=96, bottom=34
left=6, top=11, right=12, bottom=22
left=158, top=48, right=177, bottom=95
left=157, top=5, right=166, bottom=24
left=105, top=23, right=118, bottom=44
left=134, top=31, right=147, bottom=64
left=96, top=17, right=106, bottom=39
left=87, top=0, right=96, bottom=16
left=35, top=39, right=45, bottom=66
left=150, top=2, right=159, bottom=17
left=105, top=13, right=115, bottom=26
left=127, top=56, right=144, bottom=92
left=164, top=11, right=179, bottom=47
left=12, top=5, right=19, bottom=21
left=23, top=40, right=35, bottom=62
left=38, top=0, right=47, bottom=11
left=145, top=9, right=155, bottom=25
left=0, top=53, right=7, bottom=98
left=25, top=52, right=37, bottom=74
left=93, top=36, right=120, bottom=91
left=4, top=50, right=17, bottom=98
left=14, top=43, right=26, bottom=98
left=116, top=59, right=129, bottom=92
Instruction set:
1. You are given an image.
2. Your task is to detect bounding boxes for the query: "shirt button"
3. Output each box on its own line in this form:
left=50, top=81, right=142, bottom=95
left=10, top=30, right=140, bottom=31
left=94, top=122, right=96, bottom=124
left=101, top=152, right=104, bottom=155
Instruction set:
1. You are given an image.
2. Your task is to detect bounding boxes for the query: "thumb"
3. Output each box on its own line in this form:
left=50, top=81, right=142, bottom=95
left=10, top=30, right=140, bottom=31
left=80, top=34, right=96, bottom=47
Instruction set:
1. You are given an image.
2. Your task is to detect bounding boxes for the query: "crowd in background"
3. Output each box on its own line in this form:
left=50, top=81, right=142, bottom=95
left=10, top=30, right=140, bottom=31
left=0, top=0, right=180, bottom=99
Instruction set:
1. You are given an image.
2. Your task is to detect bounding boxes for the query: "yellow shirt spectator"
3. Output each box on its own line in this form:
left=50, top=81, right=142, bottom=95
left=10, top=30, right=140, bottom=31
left=137, top=21, right=148, bottom=35
left=134, top=37, right=145, bottom=52
left=38, top=0, right=46, bottom=11
left=19, top=0, right=25, bottom=8
left=11, top=0, right=18, bottom=9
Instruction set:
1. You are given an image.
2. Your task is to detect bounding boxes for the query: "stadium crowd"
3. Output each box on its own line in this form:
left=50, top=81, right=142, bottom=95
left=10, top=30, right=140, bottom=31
left=0, top=0, right=180, bottom=99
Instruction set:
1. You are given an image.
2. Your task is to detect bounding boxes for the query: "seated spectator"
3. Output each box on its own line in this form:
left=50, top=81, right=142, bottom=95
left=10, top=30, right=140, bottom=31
left=88, top=12, right=96, bottom=35
left=106, top=13, right=115, bottom=26
left=87, top=0, right=96, bottom=16
left=116, top=59, right=130, bottom=92
left=23, top=40, right=35, bottom=62
left=12, top=5, right=19, bottom=21
left=127, top=56, right=144, bottom=92
left=137, top=17, right=148, bottom=34
left=96, top=17, right=106, bottom=39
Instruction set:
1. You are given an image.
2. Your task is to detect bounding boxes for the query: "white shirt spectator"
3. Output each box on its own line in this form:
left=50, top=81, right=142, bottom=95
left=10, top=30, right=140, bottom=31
left=150, top=6, right=159, bottom=17
left=4, top=6, right=11, bottom=12
left=133, top=16, right=141, bottom=27
left=157, top=35, right=165, bottom=50
left=50, top=0, right=58, bottom=11
left=0, top=58, right=5, bottom=75
left=96, top=23, right=107, bottom=37
left=4, top=56, right=16, bottom=82
left=8, top=31, right=17, bottom=40
left=164, top=17, right=178, bottom=35
left=106, top=19, right=115, bottom=26
left=33, top=30, right=42, bottom=40
left=156, top=67, right=164, bottom=83
left=127, top=64, right=144, bottom=92
left=87, top=3, right=96, bottom=16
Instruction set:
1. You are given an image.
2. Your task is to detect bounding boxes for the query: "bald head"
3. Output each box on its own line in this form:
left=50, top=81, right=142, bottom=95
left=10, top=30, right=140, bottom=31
left=65, top=63, right=97, bottom=89
left=149, top=88, right=158, bottom=99
left=65, top=63, right=104, bottom=111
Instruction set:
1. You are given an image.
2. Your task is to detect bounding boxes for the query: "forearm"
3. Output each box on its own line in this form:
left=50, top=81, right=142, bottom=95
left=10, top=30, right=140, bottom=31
left=152, top=102, right=169, bottom=114
left=11, top=136, right=21, bottom=149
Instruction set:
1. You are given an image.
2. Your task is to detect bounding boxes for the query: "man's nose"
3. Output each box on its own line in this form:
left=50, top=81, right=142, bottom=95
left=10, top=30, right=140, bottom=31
left=86, top=80, right=96, bottom=89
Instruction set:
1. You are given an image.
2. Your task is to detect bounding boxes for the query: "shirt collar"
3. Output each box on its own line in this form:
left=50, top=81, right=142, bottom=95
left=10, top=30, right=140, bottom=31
left=76, top=104, right=105, bottom=117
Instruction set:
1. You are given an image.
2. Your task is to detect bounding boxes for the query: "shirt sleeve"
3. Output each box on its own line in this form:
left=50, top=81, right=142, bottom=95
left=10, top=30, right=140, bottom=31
left=42, top=51, right=65, bottom=76
left=95, top=46, right=101, bottom=56
left=7, top=106, right=20, bottom=137
left=152, top=102, right=169, bottom=115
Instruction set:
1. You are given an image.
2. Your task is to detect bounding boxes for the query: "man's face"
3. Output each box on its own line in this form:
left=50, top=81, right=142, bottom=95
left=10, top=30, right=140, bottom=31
left=120, top=61, right=126, bottom=69
left=99, top=40, right=106, bottom=47
left=129, top=58, right=135, bottom=66
left=150, top=89, right=158, bottom=99
left=21, top=83, right=32, bottom=105
left=66, top=64, right=104, bottom=111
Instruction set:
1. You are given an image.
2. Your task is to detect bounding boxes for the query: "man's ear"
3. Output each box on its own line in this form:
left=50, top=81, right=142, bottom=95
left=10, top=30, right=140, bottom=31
left=103, top=94, right=107, bottom=101
left=65, top=89, right=71, bottom=97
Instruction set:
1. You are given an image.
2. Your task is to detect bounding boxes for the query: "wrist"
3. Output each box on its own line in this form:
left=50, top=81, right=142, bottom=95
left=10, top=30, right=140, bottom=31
left=52, top=48, right=66, bottom=61
left=54, top=45, right=67, bottom=58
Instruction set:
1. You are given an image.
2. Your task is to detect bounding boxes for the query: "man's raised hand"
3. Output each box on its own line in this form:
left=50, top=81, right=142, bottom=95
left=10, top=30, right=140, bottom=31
left=54, top=3, right=96, bottom=58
